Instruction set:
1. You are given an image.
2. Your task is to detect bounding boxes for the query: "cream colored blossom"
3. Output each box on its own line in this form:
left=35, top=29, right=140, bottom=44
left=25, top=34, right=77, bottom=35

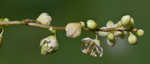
left=87, top=19, right=97, bottom=29
left=128, top=32, right=137, bottom=45
left=40, top=35, right=58, bottom=55
left=137, top=29, right=144, bottom=37
left=81, top=37, right=103, bottom=57
left=121, top=15, right=131, bottom=26
left=37, top=12, right=52, bottom=25
left=65, top=23, right=82, bottom=38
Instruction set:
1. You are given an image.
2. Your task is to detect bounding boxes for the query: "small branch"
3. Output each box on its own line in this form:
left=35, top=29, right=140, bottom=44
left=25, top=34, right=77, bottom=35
left=0, top=21, right=24, bottom=25
left=0, top=21, right=136, bottom=32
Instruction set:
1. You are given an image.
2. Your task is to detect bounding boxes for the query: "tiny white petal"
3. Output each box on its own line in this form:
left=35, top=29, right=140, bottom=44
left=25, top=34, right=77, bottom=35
left=93, top=39, right=100, bottom=46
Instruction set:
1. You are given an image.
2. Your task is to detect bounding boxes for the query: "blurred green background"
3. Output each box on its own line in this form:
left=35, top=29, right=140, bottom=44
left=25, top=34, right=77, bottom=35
left=0, top=0, right=149, bottom=64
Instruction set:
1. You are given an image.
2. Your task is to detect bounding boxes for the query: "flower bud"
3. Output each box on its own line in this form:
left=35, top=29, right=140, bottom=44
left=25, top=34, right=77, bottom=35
left=106, top=20, right=114, bottom=28
left=121, top=15, right=131, bottom=26
left=136, top=29, right=144, bottom=37
left=37, top=12, right=52, bottom=25
left=116, top=21, right=122, bottom=27
left=128, top=32, right=137, bottom=45
left=129, top=17, right=134, bottom=26
left=107, top=33, right=115, bottom=41
left=80, top=21, right=85, bottom=28
left=87, top=19, right=97, bottom=29
left=40, top=35, right=58, bottom=55
left=65, top=23, right=81, bottom=38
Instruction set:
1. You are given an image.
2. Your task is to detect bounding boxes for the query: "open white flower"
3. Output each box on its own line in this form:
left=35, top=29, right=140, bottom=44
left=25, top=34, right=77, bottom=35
left=40, top=35, right=58, bottom=55
left=65, top=23, right=82, bottom=38
left=81, top=37, right=103, bottom=57
left=37, top=12, right=52, bottom=25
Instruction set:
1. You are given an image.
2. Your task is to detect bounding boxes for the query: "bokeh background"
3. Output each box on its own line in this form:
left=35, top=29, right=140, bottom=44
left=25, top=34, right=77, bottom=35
left=0, top=0, right=149, bottom=64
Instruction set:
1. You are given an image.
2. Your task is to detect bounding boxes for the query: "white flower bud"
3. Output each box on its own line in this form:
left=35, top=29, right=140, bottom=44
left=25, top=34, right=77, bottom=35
left=3, top=18, right=9, bottom=22
left=121, top=15, right=131, bottom=26
left=80, top=21, right=85, bottom=28
left=128, top=32, right=137, bottom=45
left=107, top=33, right=115, bottom=41
left=136, top=29, right=144, bottom=37
left=106, top=20, right=114, bottom=28
left=129, top=17, right=134, bottom=26
left=116, top=21, right=122, bottom=27
left=65, top=23, right=81, bottom=38
left=37, top=12, right=52, bottom=25
left=87, top=19, right=97, bottom=29
left=40, top=35, right=58, bottom=55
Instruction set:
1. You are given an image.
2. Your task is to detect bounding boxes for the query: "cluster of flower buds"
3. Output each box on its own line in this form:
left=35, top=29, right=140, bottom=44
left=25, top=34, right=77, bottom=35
left=0, top=12, right=145, bottom=57
left=63, top=14, right=144, bottom=57
left=36, top=13, right=59, bottom=55
left=97, top=15, right=144, bottom=47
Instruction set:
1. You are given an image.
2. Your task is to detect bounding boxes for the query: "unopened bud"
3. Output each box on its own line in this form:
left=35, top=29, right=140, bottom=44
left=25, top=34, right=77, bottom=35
left=121, top=15, right=131, bottom=26
left=65, top=23, right=82, bottom=38
left=137, top=29, right=144, bottom=37
left=87, top=19, right=97, bottom=29
left=80, top=21, right=85, bottom=28
left=129, top=17, right=134, bottom=26
left=37, top=12, right=52, bottom=25
left=106, top=20, right=114, bottom=28
left=107, top=33, right=115, bottom=41
left=128, top=32, right=137, bottom=45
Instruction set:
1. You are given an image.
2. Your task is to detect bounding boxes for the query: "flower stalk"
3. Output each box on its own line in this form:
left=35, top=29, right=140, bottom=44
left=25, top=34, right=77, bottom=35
left=0, top=13, right=144, bottom=57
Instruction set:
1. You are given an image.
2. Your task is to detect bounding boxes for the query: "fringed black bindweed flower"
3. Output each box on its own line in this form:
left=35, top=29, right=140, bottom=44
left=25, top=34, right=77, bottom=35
left=81, top=37, right=103, bottom=57
left=40, top=35, right=58, bottom=56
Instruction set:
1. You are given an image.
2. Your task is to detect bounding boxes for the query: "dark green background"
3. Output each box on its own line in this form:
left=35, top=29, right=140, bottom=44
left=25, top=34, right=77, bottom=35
left=0, top=0, right=149, bottom=64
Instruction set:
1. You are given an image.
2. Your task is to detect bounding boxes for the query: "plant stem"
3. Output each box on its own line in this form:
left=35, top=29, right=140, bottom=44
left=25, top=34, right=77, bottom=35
left=0, top=21, right=136, bottom=32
